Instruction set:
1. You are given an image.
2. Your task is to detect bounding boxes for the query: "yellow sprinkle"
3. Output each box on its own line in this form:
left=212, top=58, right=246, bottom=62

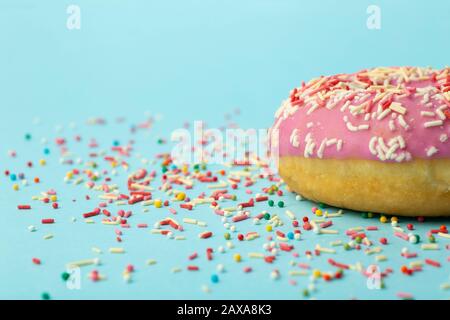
left=288, top=270, right=308, bottom=276
left=109, top=247, right=125, bottom=254
left=154, top=199, right=162, bottom=208
left=409, top=261, right=423, bottom=268
left=39, top=159, right=46, bottom=166
left=315, top=245, right=335, bottom=254
left=440, top=283, right=450, bottom=290
left=265, top=225, right=273, bottom=232
left=102, top=220, right=120, bottom=225
left=233, top=253, right=241, bottom=262
left=66, top=258, right=100, bottom=268
left=312, top=269, right=321, bottom=278
left=12, top=183, right=19, bottom=191
left=437, top=232, right=450, bottom=239
left=315, top=209, right=323, bottom=217
left=375, top=255, right=387, bottom=262
left=146, top=259, right=157, bottom=265
left=248, top=252, right=264, bottom=259
left=380, top=216, right=388, bottom=223
left=421, top=243, right=439, bottom=250
left=176, top=192, right=186, bottom=201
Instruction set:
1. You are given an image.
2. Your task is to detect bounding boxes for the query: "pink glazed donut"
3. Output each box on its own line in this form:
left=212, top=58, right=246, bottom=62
left=270, top=67, right=450, bottom=216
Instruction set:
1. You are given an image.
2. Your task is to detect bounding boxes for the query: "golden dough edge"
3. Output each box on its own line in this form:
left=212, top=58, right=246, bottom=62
left=279, top=156, right=450, bottom=217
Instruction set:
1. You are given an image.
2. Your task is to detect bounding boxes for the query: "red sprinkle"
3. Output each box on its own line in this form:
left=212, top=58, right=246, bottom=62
left=187, top=265, right=199, bottom=271
left=425, top=259, right=441, bottom=268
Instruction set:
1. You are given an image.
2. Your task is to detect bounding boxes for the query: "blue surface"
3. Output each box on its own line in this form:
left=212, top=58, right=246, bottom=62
left=0, top=0, right=449, bottom=300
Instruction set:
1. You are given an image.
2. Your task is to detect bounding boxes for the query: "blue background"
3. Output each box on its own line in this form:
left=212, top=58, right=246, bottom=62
left=0, top=0, right=449, bottom=299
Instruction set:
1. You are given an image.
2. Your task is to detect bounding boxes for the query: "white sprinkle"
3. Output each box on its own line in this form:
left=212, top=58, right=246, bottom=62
left=289, top=129, right=300, bottom=148
left=326, top=138, right=337, bottom=146
left=377, top=108, right=391, bottom=120
left=388, top=120, right=396, bottom=131
left=426, top=146, right=438, bottom=157
left=358, top=124, right=370, bottom=130
left=395, top=153, right=406, bottom=162
left=376, top=145, right=386, bottom=161
left=397, top=135, right=406, bottom=149
left=385, top=144, right=399, bottom=160
left=436, top=105, right=447, bottom=120
left=306, top=103, right=319, bottom=115
left=420, top=111, right=435, bottom=117
left=439, top=134, right=448, bottom=143
left=378, top=137, right=389, bottom=153
left=424, top=120, right=443, bottom=128
left=397, top=115, right=409, bottom=130
left=336, top=139, right=343, bottom=151
left=317, top=138, right=327, bottom=159
left=389, top=102, right=407, bottom=115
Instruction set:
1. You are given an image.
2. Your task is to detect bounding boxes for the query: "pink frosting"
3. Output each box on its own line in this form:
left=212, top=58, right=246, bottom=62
left=271, top=67, right=450, bottom=162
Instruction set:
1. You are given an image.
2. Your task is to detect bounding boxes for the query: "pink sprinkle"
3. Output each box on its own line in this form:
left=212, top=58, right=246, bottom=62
left=397, top=292, right=413, bottom=299
left=394, top=231, right=409, bottom=241
left=320, top=220, right=332, bottom=229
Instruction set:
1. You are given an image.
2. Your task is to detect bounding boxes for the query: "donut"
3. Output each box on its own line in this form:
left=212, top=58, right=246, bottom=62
left=270, top=67, right=450, bottom=216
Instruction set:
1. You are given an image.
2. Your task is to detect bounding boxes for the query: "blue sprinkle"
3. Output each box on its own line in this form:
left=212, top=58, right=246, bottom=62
left=43, top=148, right=50, bottom=155
left=287, top=232, right=294, bottom=240
left=10, top=173, right=17, bottom=181
left=211, top=274, right=219, bottom=283
left=113, top=140, right=120, bottom=146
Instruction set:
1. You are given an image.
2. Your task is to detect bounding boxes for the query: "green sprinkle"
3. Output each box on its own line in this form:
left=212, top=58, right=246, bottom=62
left=61, top=272, right=70, bottom=281
left=224, top=232, right=231, bottom=240
left=268, top=200, right=274, bottom=207
left=428, top=235, right=436, bottom=243
left=41, top=292, right=51, bottom=300
left=263, top=213, right=270, bottom=220
left=277, top=201, right=284, bottom=208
